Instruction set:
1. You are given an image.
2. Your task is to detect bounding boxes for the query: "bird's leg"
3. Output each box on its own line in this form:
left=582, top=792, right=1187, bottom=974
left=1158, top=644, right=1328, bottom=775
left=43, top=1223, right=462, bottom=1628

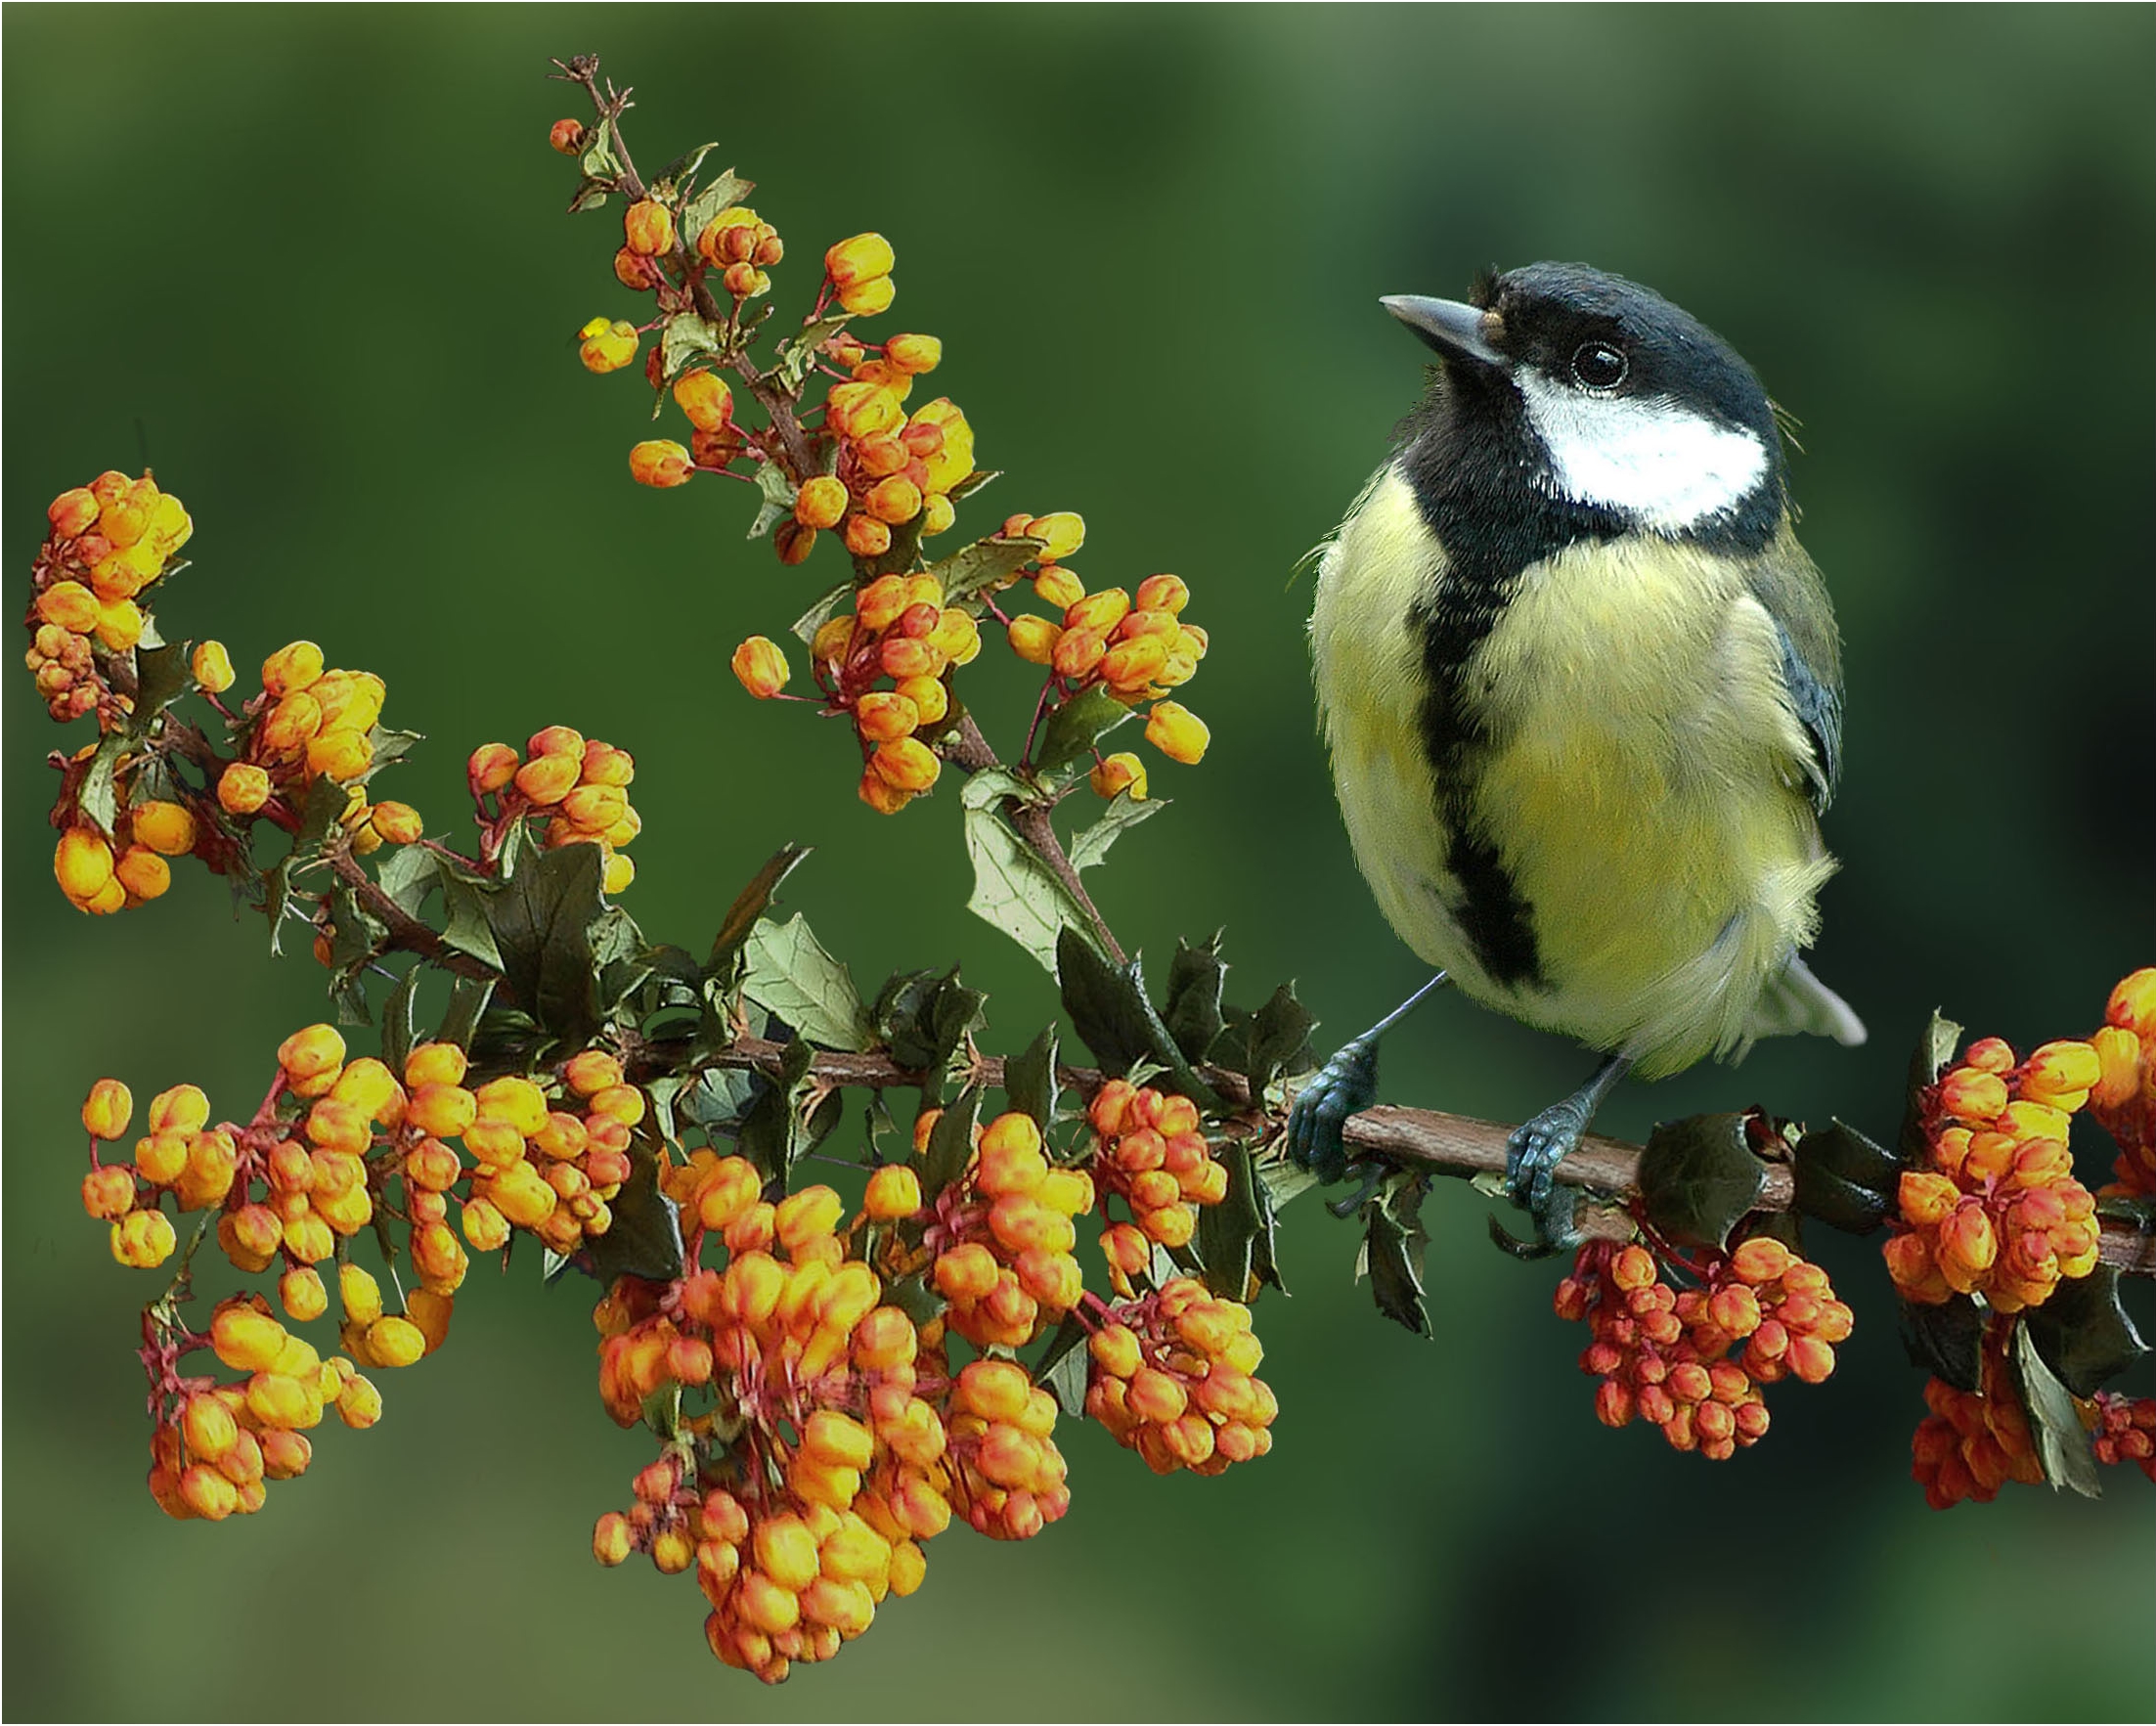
left=1286, top=973, right=1449, bottom=1185
left=1504, top=1051, right=1631, bottom=1249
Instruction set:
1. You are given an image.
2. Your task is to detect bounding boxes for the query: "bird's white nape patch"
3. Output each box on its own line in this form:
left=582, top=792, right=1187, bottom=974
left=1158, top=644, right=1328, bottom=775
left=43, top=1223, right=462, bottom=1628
left=1516, top=371, right=1769, bottom=532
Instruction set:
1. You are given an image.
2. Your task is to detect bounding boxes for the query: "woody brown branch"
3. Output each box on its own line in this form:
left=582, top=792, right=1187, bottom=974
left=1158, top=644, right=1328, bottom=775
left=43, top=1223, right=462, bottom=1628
left=697, top=1034, right=2156, bottom=1276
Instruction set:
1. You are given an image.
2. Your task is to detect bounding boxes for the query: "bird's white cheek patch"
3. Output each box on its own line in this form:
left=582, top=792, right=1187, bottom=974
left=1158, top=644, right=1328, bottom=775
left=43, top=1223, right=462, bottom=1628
left=1517, top=372, right=1769, bottom=532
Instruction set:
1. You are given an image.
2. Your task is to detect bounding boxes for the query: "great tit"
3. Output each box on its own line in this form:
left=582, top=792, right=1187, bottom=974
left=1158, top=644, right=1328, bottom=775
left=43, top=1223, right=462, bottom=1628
left=1287, top=261, right=1866, bottom=1246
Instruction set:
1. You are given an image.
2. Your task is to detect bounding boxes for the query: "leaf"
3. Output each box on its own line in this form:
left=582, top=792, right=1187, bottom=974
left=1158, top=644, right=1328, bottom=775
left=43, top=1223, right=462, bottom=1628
left=374, top=844, right=438, bottom=918
left=2010, top=1319, right=2103, bottom=1499
left=1248, top=1159, right=1287, bottom=1294
left=653, top=139, right=723, bottom=196
left=661, top=311, right=726, bottom=383
left=744, top=914, right=873, bottom=1051
left=961, top=771, right=1098, bottom=977
left=1791, top=1157, right=1893, bottom=1235
left=771, top=313, right=853, bottom=394
left=735, top=1038, right=817, bottom=1187
left=919, top=1084, right=984, bottom=1198
left=1034, top=1312, right=1093, bottom=1418
left=1068, top=789, right=1165, bottom=872
left=484, top=841, right=605, bottom=1045
left=929, top=534, right=1046, bottom=607
left=438, top=872, right=506, bottom=972
left=356, top=725, right=422, bottom=786
left=2021, top=1265, right=2149, bottom=1398
left=1257, top=1156, right=1323, bottom=1213
left=1209, top=982, right=1319, bottom=1097
left=946, top=468, right=999, bottom=504
left=287, top=774, right=351, bottom=863
left=791, top=581, right=856, bottom=647
left=435, top=975, right=495, bottom=1050
left=1896, top=1292, right=1984, bottom=1392
left=1003, top=1025, right=1060, bottom=1129
left=745, top=459, right=797, bottom=541
left=1196, top=1140, right=1265, bottom=1300
left=551, top=1131, right=685, bottom=1286
left=1636, top=1113, right=1769, bottom=1249
left=567, top=179, right=610, bottom=215
left=1032, top=685, right=1137, bottom=776
left=708, top=845, right=813, bottom=991
left=1356, top=1173, right=1432, bottom=1337
left=873, top=970, right=947, bottom=1072
left=1162, top=933, right=1229, bottom=1064
left=380, top=965, right=421, bottom=1078
left=578, top=115, right=623, bottom=183
left=1900, top=1009, right=1963, bottom=1167
left=679, top=168, right=754, bottom=239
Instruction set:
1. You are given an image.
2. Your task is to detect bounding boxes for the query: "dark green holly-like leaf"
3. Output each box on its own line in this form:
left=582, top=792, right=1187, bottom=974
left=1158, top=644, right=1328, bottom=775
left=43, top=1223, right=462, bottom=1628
left=1068, top=789, right=1165, bottom=873
left=1637, top=1113, right=1768, bottom=1249
left=439, top=872, right=506, bottom=972
left=2010, top=1319, right=2102, bottom=1499
left=435, top=975, right=494, bottom=1050
left=549, top=1130, right=685, bottom=1286
left=1209, top=982, right=1319, bottom=1097
left=374, top=844, right=437, bottom=919
left=735, top=1038, right=817, bottom=1187
left=1004, top=1025, right=1060, bottom=1129
left=1356, top=1173, right=1433, bottom=1337
left=708, top=845, right=812, bottom=993
left=1034, top=1311, right=1092, bottom=1418
left=791, top=581, right=856, bottom=647
left=919, top=1083, right=984, bottom=1198
left=1897, top=1292, right=1984, bottom=1392
left=1248, top=1158, right=1287, bottom=1294
left=1196, top=1140, right=1265, bottom=1300
left=771, top=314, right=853, bottom=394
left=746, top=461, right=796, bottom=541
left=962, top=771, right=1096, bottom=977
left=325, top=882, right=389, bottom=1024
left=923, top=975, right=989, bottom=1088
left=2022, top=1265, right=2149, bottom=1398
left=883, top=1270, right=943, bottom=1327
left=874, top=970, right=946, bottom=1073
left=930, top=534, right=1045, bottom=607
left=381, top=964, right=421, bottom=1079
left=288, top=774, right=350, bottom=863
left=680, top=168, right=753, bottom=238
left=1900, top=1009, right=1963, bottom=1167
left=1791, top=1162, right=1892, bottom=1234
left=75, top=730, right=130, bottom=834
left=1055, top=928, right=1220, bottom=1110
left=356, top=725, right=422, bottom=786
left=1162, top=933, right=1228, bottom=1065
left=1032, top=685, right=1136, bottom=776
left=484, top=841, right=605, bottom=1045
left=744, top=913, right=872, bottom=1051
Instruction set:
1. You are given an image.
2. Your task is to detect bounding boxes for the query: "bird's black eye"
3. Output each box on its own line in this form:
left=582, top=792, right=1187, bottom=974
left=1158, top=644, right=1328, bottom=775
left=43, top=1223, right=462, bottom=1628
left=1570, top=341, right=1628, bottom=390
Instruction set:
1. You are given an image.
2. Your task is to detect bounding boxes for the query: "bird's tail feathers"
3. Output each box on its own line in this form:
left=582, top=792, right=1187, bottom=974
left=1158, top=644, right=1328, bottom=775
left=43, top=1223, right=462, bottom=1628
left=1749, top=953, right=1867, bottom=1047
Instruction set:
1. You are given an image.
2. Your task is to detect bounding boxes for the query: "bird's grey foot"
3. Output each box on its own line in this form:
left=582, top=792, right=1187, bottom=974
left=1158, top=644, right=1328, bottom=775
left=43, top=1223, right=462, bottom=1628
left=1501, top=1053, right=1631, bottom=1250
left=1287, top=1033, right=1382, bottom=1186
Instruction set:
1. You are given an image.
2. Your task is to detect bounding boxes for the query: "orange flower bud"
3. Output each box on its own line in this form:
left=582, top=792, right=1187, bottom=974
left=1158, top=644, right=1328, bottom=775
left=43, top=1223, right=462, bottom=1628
left=513, top=751, right=581, bottom=806
left=1144, top=700, right=1210, bottom=765
left=794, top=474, right=849, bottom=530
left=1025, top=512, right=1085, bottom=560
left=839, top=275, right=896, bottom=317
left=1088, top=751, right=1148, bottom=800
left=1100, top=635, right=1169, bottom=692
left=217, top=763, right=272, bottom=816
left=826, top=233, right=895, bottom=288
left=1007, top=615, right=1063, bottom=666
left=2019, top=1039, right=2101, bottom=1107
left=673, top=367, right=733, bottom=431
left=844, top=513, right=893, bottom=558
left=731, top=635, right=790, bottom=699
left=884, top=332, right=942, bottom=374
left=870, top=737, right=941, bottom=794
left=629, top=439, right=694, bottom=488
left=854, top=691, right=920, bottom=743
left=1898, top=1172, right=1960, bottom=1227
left=35, top=580, right=101, bottom=634
left=1134, top=572, right=1190, bottom=615
left=55, top=825, right=116, bottom=907
left=863, top=474, right=923, bottom=526
left=863, top=1164, right=922, bottom=1219
left=623, top=198, right=675, bottom=256
left=578, top=317, right=640, bottom=374
left=548, top=115, right=586, bottom=154
left=1937, top=1067, right=2008, bottom=1124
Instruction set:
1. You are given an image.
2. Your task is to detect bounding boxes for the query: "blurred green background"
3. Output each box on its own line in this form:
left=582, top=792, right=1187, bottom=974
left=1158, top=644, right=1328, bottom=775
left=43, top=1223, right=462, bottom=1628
left=7, top=6, right=2152, bottom=1718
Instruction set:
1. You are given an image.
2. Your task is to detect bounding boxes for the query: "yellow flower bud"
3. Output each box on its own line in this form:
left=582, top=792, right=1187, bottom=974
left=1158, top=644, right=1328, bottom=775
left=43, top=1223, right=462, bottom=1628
left=623, top=199, right=676, bottom=256
left=1007, top=615, right=1062, bottom=666
left=262, top=641, right=325, bottom=696
left=895, top=676, right=948, bottom=726
left=839, top=275, right=896, bottom=317
left=673, top=368, right=733, bottom=432
left=885, top=332, right=942, bottom=375
left=1145, top=700, right=1210, bottom=765
left=115, top=847, right=171, bottom=904
left=129, top=799, right=198, bottom=857
left=731, top=636, right=790, bottom=699
left=36, top=580, right=101, bottom=634
left=54, top=826, right=115, bottom=907
left=578, top=317, right=640, bottom=374
left=1025, top=512, right=1085, bottom=560
left=1090, top=752, right=1148, bottom=800
left=824, top=233, right=895, bottom=288
left=629, top=439, right=694, bottom=488
left=920, top=494, right=955, bottom=537
left=871, top=737, right=941, bottom=794
left=94, top=597, right=146, bottom=652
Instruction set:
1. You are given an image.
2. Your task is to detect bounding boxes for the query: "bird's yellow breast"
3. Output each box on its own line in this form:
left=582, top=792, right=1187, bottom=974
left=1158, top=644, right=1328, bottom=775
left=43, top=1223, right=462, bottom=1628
left=1312, top=467, right=1834, bottom=1075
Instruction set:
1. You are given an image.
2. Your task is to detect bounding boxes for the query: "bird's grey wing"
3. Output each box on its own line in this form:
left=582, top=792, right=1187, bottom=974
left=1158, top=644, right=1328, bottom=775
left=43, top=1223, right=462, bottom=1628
left=1745, top=529, right=1843, bottom=814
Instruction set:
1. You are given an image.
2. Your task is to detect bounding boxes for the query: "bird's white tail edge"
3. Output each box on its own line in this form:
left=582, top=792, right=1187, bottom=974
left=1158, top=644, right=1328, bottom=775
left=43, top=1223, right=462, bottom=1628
left=1751, top=954, right=1868, bottom=1047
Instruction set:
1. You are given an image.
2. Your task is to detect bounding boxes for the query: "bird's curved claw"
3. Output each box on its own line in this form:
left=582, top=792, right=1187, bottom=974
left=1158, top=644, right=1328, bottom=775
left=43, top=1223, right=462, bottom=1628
left=1503, top=1102, right=1587, bottom=1252
left=1327, top=1160, right=1388, bottom=1218
left=1286, top=1034, right=1382, bottom=1187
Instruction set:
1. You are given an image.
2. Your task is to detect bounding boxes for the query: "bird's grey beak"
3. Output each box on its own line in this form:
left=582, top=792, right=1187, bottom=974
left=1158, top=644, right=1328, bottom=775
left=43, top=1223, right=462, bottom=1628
left=1383, top=294, right=1508, bottom=369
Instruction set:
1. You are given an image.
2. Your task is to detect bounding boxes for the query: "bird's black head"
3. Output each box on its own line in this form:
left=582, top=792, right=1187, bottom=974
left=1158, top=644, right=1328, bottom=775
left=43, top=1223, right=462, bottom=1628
left=1387, top=262, right=1786, bottom=549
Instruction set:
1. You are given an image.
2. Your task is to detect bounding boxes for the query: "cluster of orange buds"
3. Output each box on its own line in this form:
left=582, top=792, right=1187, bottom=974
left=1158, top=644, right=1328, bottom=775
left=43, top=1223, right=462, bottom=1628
left=925, top=1110, right=1093, bottom=1349
left=1909, top=1317, right=2045, bottom=1509
left=144, top=1295, right=381, bottom=1522
left=748, top=570, right=982, bottom=815
left=590, top=1167, right=950, bottom=1684
left=466, top=726, right=641, bottom=893
left=214, top=640, right=391, bottom=819
left=455, top=1046, right=640, bottom=1259
left=1555, top=1236, right=1850, bottom=1460
left=800, top=334, right=972, bottom=563
left=824, top=232, right=896, bottom=318
left=1886, top=1033, right=2103, bottom=1312
left=2089, top=966, right=2155, bottom=1197
left=695, top=205, right=783, bottom=302
left=1003, top=558, right=1211, bottom=773
left=25, top=470, right=193, bottom=722
left=53, top=796, right=197, bottom=915
left=2091, top=1393, right=2156, bottom=1483
left=941, top=1356, right=1071, bottom=1542
left=1085, top=1276, right=1276, bottom=1477
left=1085, top=1081, right=1230, bottom=1297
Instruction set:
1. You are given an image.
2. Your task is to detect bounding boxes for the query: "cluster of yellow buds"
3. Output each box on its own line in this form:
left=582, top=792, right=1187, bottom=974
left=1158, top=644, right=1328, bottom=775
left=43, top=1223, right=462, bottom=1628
left=1085, top=1081, right=1231, bottom=1296
left=696, top=205, right=782, bottom=302
left=734, top=570, right=983, bottom=815
left=2090, top=966, right=2155, bottom=1196
left=466, top=727, right=641, bottom=893
left=824, top=232, right=896, bottom=318
left=145, top=1296, right=381, bottom=1522
left=1004, top=555, right=1211, bottom=774
left=942, top=1356, right=1072, bottom=1541
left=26, top=470, right=193, bottom=722
left=215, top=641, right=392, bottom=819
left=454, top=1046, right=639, bottom=1260
left=926, top=1111, right=1093, bottom=1348
left=802, top=333, right=972, bottom=562
left=1887, top=1032, right=2103, bottom=1312
left=54, top=798, right=197, bottom=915
left=1085, top=1277, right=1276, bottom=1477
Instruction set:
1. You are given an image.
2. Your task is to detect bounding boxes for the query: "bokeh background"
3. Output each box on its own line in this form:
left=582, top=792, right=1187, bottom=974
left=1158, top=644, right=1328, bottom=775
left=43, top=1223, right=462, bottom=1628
left=7, top=6, right=2152, bottom=1718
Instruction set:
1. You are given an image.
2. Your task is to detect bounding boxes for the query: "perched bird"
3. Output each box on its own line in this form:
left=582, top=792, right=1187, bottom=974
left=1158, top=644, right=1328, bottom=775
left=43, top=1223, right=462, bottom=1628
left=1288, top=262, right=1865, bottom=1245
